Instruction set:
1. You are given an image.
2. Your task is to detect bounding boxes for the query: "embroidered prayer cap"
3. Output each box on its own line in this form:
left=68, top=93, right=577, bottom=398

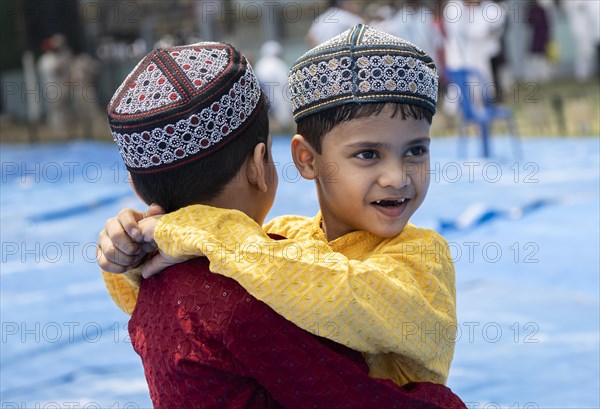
left=289, top=24, right=438, bottom=121
left=107, top=42, right=262, bottom=174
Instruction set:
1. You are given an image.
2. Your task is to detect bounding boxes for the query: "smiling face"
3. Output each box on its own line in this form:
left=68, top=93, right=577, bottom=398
left=299, top=107, right=431, bottom=241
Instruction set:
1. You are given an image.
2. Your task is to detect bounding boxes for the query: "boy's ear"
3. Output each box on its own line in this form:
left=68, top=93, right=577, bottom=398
left=291, top=134, right=317, bottom=180
left=246, top=142, right=268, bottom=193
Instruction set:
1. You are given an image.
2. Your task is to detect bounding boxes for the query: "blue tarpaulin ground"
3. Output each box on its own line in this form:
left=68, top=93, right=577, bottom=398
left=1, top=136, right=599, bottom=408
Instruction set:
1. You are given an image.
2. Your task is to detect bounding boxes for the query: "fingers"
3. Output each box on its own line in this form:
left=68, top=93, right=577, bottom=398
left=140, top=241, right=158, bottom=254
left=137, top=217, right=159, bottom=255
left=145, top=203, right=165, bottom=218
left=112, top=205, right=164, bottom=244
left=141, top=254, right=176, bottom=279
left=116, top=208, right=147, bottom=242
left=97, top=228, right=142, bottom=270
left=97, top=248, right=127, bottom=274
left=138, top=216, right=160, bottom=244
left=97, top=250, right=143, bottom=275
left=105, top=215, right=141, bottom=256
left=96, top=205, right=165, bottom=275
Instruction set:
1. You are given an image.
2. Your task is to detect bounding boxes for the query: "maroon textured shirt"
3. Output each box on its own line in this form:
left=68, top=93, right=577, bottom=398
left=129, top=257, right=466, bottom=408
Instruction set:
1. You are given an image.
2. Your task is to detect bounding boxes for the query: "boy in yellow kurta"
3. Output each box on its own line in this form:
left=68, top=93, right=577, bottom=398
left=99, top=25, right=457, bottom=387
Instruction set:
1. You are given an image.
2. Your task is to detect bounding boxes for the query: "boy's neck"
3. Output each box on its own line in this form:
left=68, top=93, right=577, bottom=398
left=318, top=212, right=350, bottom=242
left=201, top=182, right=265, bottom=227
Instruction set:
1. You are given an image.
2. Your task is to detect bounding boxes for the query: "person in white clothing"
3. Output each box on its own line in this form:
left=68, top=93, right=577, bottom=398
left=37, top=34, right=74, bottom=135
left=254, top=41, right=293, bottom=133
left=306, top=0, right=364, bottom=47
left=564, top=0, right=600, bottom=81
left=442, top=0, right=506, bottom=111
left=376, top=0, right=440, bottom=62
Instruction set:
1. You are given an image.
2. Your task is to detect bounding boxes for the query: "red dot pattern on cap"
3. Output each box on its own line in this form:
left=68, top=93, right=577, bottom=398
left=110, top=44, right=261, bottom=171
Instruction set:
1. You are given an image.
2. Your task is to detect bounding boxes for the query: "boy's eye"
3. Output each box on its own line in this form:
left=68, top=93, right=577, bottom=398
left=406, top=146, right=428, bottom=157
left=355, top=151, right=379, bottom=160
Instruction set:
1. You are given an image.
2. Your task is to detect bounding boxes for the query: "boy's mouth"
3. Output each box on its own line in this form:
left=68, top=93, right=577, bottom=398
left=372, top=198, right=408, bottom=207
left=371, top=198, right=410, bottom=218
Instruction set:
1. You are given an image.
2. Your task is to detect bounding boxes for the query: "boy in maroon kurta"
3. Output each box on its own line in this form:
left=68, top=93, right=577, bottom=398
left=106, top=42, right=465, bottom=408
left=131, top=255, right=463, bottom=408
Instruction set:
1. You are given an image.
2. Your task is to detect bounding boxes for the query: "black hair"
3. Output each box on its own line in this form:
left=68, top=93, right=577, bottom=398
left=130, top=93, right=269, bottom=213
left=296, top=102, right=433, bottom=153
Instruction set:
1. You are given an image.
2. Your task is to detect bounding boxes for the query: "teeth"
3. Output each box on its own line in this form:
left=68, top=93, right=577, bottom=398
left=375, top=198, right=406, bottom=205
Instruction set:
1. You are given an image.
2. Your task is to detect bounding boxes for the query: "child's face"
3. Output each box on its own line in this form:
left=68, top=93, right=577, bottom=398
left=313, top=110, right=431, bottom=240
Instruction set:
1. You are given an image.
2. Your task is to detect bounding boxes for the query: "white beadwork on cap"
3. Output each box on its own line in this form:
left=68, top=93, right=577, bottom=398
left=359, top=27, right=422, bottom=49
left=291, top=54, right=437, bottom=113
left=108, top=42, right=263, bottom=173
left=114, top=62, right=181, bottom=114
left=168, top=47, right=230, bottom=91
left=112, top=66, right=260, bottom=170
left=289, top=24, right=438, bottom=120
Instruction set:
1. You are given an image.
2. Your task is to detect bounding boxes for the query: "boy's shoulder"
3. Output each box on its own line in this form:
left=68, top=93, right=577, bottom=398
left=135, top=258, right=252, bottom=328
left=397, top=223, right=450, bottom=247
left=263, top=214, right=315, bottom=240
left=374, top=223, right=453, bottom=263
left=387, top=223, right=454, bottom=272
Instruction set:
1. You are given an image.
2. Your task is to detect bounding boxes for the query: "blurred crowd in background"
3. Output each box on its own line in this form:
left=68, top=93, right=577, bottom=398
left=1, top=0, right=599, bottom=141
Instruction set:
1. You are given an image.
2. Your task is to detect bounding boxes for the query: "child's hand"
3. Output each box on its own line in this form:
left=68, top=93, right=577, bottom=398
left=140, top=251, right=186, bottom=279
left=97, top=204, right=164, bottom=274
left=136, top=216, right=192, bottom=278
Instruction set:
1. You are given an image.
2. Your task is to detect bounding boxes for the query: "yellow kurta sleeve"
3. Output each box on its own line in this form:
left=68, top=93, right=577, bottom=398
left=101, top=269, right=141, bottom=315
left=154, top=205, right=457, bottom=383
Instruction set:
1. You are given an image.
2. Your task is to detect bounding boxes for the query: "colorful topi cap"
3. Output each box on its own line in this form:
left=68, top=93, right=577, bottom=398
left=107, top=42, right=262, bottom=174
left=289, top=24, right=438, bottom=121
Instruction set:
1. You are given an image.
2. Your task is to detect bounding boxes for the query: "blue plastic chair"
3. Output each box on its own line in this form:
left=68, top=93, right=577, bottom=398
left=446, top=69, right=521, bottom=158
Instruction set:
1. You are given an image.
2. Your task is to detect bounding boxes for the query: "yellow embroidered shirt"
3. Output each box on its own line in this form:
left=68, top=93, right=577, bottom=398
left=102, top=205, right=457, bottom=386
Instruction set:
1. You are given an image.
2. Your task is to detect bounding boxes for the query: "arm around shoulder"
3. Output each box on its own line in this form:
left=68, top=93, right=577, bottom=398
left=154, top=206, right=457, bottom=361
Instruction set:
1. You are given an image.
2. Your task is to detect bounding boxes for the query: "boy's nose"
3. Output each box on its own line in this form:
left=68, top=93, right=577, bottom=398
left=377, top=163, right=412, bottom=190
